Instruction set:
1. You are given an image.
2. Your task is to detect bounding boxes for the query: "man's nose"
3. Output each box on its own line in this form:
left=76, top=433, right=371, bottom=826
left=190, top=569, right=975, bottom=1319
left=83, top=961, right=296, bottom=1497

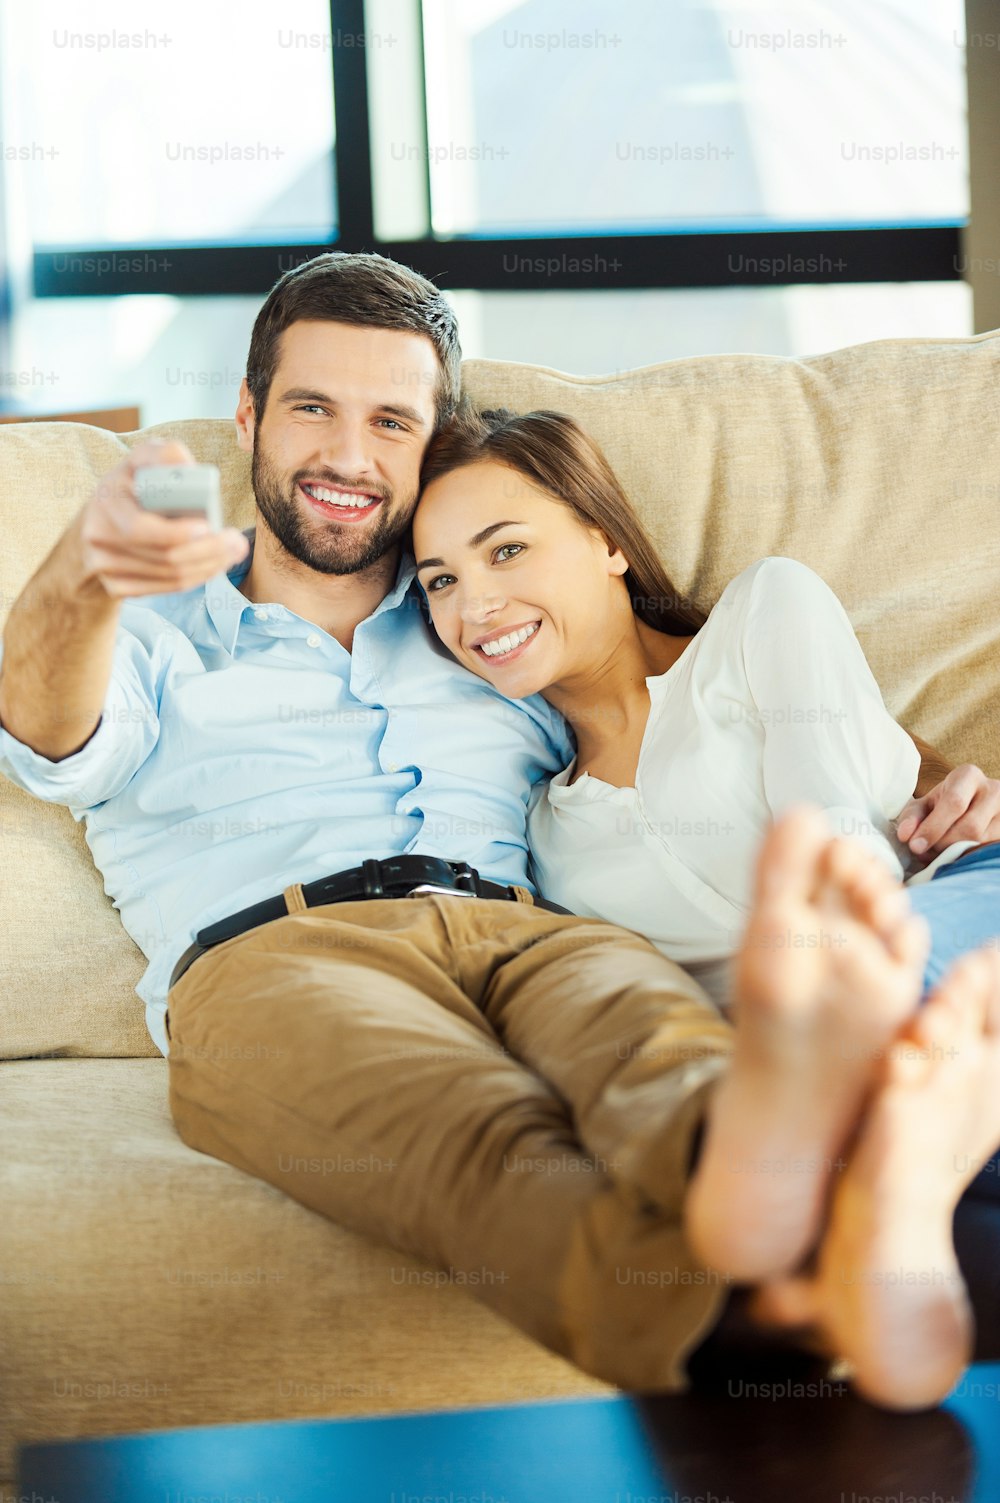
left=319, top=423, right=374, bottom=479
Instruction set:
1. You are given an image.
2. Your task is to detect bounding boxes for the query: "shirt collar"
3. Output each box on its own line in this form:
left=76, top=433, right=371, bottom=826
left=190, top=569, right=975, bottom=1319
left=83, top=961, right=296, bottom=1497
left=204, top=527, right=417, bottom=656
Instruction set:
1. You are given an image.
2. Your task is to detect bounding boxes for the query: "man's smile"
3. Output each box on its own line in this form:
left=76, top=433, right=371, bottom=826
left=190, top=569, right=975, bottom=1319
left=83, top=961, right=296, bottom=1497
left=299, top=480, right=383, bottom=521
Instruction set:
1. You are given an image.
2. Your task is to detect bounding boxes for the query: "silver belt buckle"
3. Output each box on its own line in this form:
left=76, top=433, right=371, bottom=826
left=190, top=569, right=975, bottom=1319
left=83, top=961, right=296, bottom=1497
left=405, top=882, right=478, bottom=899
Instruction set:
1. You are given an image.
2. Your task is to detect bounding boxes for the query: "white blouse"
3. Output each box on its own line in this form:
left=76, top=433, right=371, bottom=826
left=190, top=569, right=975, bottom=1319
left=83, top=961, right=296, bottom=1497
left=527, top=557, right=978, bottom=1011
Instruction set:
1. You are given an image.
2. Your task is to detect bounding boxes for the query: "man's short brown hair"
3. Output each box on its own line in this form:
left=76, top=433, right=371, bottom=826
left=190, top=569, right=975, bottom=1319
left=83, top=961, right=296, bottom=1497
left=246, top=251, right=461, bottom=430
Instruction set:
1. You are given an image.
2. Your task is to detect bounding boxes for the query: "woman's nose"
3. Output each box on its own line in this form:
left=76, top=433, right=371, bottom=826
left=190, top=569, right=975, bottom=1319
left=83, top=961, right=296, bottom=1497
left=459, top=592, right=505, bottom=623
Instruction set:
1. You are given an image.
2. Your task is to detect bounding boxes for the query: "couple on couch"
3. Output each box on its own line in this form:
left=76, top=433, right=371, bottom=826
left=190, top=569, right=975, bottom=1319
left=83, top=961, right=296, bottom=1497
left=2, top=250, right=999, bottom=1414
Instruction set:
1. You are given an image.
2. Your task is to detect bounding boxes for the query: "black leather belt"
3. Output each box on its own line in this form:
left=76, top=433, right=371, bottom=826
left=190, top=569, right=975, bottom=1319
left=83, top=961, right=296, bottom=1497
left=168, top=855, right=570, bottom=992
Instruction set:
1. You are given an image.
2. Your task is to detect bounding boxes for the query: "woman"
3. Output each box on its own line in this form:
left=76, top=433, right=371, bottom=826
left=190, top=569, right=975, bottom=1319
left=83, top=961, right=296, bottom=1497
left=411, top=403, right=1000, bottom=1177
left=410, top=401, right=1000, bottom=1408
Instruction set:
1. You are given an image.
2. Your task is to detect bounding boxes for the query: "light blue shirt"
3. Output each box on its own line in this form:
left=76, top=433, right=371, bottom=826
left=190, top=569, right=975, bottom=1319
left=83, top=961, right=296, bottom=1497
left=0, top=530, right=572, bottom=1057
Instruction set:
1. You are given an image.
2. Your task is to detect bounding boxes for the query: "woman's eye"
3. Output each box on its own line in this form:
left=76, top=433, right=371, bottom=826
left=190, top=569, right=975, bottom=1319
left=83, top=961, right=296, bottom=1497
left=427, top=574, right=455, bottom=593
left=494, top=543, right=524, bottom=563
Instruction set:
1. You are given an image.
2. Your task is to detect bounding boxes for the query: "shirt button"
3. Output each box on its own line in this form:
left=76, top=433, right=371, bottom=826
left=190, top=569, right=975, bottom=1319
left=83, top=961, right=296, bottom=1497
left=387, top=763, right=400, bottom=773
left=253, top=608, right=269, bottom=622
left=306, top=633, right=322, bottom=648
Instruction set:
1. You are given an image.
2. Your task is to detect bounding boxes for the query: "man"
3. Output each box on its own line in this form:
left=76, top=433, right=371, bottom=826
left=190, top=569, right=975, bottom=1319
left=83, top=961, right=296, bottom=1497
left=1, top=252, right=998, bottom=1405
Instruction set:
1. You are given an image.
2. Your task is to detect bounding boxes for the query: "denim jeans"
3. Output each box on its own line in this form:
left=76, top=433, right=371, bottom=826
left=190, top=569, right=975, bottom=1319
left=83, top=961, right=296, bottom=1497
left=908, top=843, right=1000, bottom=1202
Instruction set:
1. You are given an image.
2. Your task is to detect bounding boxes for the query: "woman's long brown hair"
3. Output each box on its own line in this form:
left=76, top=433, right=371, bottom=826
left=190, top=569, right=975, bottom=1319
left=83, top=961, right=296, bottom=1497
left=420, top=402, right=706, bottom=636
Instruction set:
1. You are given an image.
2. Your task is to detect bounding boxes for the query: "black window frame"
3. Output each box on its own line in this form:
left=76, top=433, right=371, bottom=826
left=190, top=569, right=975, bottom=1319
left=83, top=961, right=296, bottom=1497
left=31, top=0, right=964, bottom=299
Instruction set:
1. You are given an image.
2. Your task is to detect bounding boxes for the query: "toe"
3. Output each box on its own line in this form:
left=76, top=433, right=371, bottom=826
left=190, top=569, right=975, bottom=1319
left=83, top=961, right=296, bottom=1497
left=754, top=805, right=831, bottom=907
left=847, top=850, right=903, bottom=925
left=818, top=840, right=905, bottom=938
left=814, top=837, right=861, bottom=910
left=933, top=951, right=992, bottom=1039
left=868, top=883, right=912, bottom=937
left=979, top=949, right=1000, bottom=1037
left=889, top=997, right=959, bottom=1087
left=750, top=1275, right=821, bottom=1330
left=884, top=909, right=930, bottom=975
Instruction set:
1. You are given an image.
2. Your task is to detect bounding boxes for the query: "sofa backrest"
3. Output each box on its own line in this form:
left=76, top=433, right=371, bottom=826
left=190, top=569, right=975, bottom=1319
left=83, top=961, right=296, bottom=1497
left=2, top=330, right=999, bottom=1058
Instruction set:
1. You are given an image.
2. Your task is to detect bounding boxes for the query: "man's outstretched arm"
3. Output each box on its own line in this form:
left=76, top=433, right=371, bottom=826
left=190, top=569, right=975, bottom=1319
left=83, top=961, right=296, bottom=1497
left=0, top=439, right=248, bottom=761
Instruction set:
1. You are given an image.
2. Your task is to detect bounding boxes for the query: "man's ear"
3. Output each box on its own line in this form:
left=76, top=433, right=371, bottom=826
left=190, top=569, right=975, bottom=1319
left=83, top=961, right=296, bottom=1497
left=235, top=378, right=256, bottom=453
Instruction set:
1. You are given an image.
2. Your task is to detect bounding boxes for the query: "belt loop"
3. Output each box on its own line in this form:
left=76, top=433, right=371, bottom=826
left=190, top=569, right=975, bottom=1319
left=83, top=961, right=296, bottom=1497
left=282, top=883, right=308, bottom=914
left=362, top=859, right=385, bottom=898
left=509, top=885, right=536, bottom=905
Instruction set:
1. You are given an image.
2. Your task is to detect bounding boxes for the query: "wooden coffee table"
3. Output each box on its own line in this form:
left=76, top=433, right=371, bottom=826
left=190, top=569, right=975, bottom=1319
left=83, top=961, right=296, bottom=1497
left=18, top=1362, right=1000, bottom=1503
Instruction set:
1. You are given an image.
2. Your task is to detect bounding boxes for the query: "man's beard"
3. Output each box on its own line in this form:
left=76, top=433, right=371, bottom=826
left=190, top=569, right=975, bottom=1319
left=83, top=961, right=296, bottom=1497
left=251, top=436, right=415, bottom=576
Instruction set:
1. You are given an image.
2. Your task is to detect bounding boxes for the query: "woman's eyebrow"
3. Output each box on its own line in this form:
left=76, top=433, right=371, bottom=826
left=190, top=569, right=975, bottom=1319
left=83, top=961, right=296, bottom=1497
left=416, top=520, right=524, bottom=571
left=470, top=519, right=522, bottom=547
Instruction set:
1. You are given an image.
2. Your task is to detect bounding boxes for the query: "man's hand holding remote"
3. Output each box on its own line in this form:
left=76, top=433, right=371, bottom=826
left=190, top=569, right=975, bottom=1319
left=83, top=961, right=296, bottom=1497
left=0, top=438, right=250, bottom=760
left=82, top=438, right=248, bottom=599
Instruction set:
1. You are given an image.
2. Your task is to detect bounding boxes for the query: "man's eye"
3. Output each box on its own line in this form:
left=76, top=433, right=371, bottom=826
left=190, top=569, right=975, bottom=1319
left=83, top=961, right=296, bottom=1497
left=494, top=543, right=524, bottom=563
left=427, top=574, right=455, bottom=593
left=294, top=405, right=326, bottom=415
left=377, top=418, right=404, bottom=431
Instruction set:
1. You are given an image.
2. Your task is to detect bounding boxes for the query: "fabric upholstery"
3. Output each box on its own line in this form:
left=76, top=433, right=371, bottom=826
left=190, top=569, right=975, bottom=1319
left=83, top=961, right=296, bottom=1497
left=0, top=1059, right=609, bottom=1481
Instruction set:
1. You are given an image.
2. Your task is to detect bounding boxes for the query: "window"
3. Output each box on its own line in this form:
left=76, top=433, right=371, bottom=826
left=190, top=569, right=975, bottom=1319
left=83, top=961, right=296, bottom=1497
left=0, top=0, right=973, bottom=405
left=1, top=0, right=336, bottom=249
left=420, top=0, right=967, bottom=235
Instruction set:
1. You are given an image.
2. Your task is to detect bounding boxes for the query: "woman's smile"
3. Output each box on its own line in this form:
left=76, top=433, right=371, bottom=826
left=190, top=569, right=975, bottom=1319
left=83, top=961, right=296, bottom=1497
left=469, top=620, right=542, bottom=664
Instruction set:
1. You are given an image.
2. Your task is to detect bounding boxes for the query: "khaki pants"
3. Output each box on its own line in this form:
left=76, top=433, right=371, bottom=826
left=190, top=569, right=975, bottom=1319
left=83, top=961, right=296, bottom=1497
left=165, top=888, right=734, bottom=1391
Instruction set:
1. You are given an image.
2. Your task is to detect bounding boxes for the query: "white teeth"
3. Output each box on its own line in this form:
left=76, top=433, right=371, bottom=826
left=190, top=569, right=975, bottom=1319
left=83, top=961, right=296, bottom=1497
left=479, top=622, right=539, bottom=658
left=304, top=483, right=376, bottom=508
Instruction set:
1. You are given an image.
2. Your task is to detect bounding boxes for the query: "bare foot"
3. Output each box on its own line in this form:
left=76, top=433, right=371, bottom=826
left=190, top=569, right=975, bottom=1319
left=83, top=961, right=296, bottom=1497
left=753, top=947, right=1000, bottom=1409
left=685, top=804, right=929, bottom=1282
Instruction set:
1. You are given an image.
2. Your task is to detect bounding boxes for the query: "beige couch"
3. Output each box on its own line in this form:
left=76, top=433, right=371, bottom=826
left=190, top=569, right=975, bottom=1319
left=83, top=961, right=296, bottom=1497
left=3, top=332, right=1000, bottom=1489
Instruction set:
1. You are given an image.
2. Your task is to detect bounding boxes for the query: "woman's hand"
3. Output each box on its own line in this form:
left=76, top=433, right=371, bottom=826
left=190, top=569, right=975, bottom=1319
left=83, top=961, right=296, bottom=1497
left=896, top=764, right=1000, bottom=860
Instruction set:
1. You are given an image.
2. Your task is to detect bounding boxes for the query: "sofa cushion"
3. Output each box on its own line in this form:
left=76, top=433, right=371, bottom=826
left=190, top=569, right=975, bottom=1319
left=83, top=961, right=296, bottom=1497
left=1, top=334, right=999, bottom=1059
left=0, top=1058, right=609, bottom=1477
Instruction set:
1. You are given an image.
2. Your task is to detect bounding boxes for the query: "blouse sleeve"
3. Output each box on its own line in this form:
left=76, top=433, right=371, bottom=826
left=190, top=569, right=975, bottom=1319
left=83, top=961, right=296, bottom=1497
left=740, top=557, right=919, bottom=876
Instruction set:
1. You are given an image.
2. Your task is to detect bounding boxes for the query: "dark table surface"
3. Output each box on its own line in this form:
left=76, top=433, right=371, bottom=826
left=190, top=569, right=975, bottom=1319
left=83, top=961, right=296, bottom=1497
left=18, top=1361, right=1000, bottom=1503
